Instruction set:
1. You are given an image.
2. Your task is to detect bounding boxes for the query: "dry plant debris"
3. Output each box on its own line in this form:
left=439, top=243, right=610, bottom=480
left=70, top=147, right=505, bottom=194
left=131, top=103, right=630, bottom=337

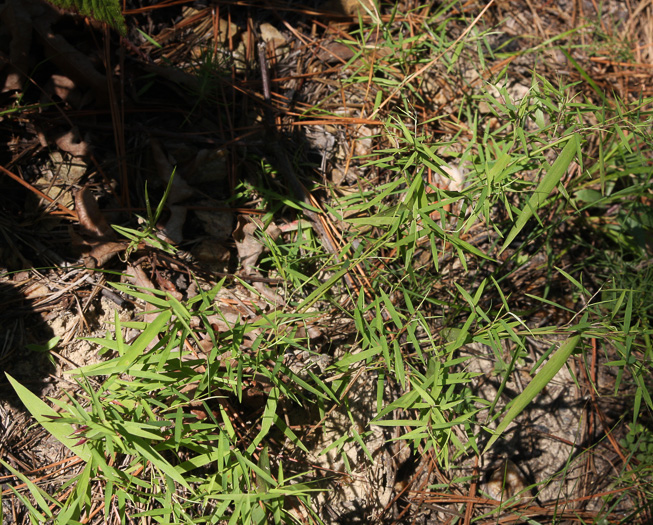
left=0, top=0, right=652, bottom=524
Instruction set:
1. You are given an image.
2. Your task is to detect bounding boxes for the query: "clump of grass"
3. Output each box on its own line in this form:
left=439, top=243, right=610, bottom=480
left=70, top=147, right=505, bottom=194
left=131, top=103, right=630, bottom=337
left=9, top=277, right=327, bottom=523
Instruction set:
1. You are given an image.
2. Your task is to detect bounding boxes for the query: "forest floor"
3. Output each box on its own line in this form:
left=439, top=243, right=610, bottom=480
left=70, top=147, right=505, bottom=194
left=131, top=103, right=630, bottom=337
left=0, top=0, right=652, bottom=523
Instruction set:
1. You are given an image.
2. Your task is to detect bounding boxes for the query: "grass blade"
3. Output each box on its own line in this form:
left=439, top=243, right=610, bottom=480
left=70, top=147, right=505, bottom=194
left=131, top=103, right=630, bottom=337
left=483, top=334, right=581, bottom=453
left=5, top=374, right=92, bottom=462
left=500, top=134, right=579, bottom=253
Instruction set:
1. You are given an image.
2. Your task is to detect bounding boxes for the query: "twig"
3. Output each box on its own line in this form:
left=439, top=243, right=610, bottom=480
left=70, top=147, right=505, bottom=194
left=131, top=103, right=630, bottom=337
left=0, top=165, right=77, bottom=219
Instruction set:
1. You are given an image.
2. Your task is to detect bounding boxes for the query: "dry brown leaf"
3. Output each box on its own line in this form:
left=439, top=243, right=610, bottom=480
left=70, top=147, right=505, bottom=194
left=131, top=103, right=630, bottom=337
left=1, top=0, right=110, bottom=102
left=32, top=11, right=109, bottom=104
left=35, top=129, right=48, bottom=148
left=44, top=74, right=89, bottom=108
left=198, top=336, right=214, bottom=355
left=316, top=41, right=356, bottom=63
left=54, top=127, right=89, bottom=157
left=324, top=0, right=376, bottom=16
left=50, top=74, right=76, bottom=100
left=235, top=229, right=261, bottom=260
left=154, top=271, right=183, bottom=301
left=71, top=219, right=126, bottom=268
left=233, top=216, right=281, bottom=274
left=126, top=264, right=160, bottom=327
left=253, top=280, right=286, bottom=307
left=150, top=138, right=194, bottom=204
left=75, top=186, right=115, bottom=241
left=158, top=205, right=186, bottom=244
left=192, top=239, right=230, bottom=265
left=47, top=151, right=87, bottom=186
left=85, top=241, right=127, bottom=268
left=204, top=307, right=243, bottom=333
left=128, top=263, right=155, bottom=290
left=232, top=216, right=285, bottom=305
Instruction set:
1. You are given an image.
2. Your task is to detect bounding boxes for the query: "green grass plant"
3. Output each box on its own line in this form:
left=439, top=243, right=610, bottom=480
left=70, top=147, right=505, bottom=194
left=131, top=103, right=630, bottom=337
left=5, top=1, right=653, bottom=523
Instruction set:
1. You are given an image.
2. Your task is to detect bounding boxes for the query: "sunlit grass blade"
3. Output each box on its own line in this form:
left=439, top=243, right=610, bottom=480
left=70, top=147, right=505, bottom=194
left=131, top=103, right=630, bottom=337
left=1, top=459, right=57, bottom=519
left=483, top=334, right=581, bottom=453
left=500, top=133, right=579, bottom=253
left=5, top=374, right=92, bottom=462
left=71, top=310, right=172, bottom=378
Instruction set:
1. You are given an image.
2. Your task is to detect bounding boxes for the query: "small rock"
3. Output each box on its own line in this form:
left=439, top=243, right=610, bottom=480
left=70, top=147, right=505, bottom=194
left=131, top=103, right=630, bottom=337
left=331, top=167, right=345, bottom=185
left=187, top=148, right=228, bottom=185
left=23, top=282, right=49, bottom=300
left=259, top=23, right=286, bottom=48
left=216, top=18, right=239, bottom=44
left=353, top=125, right=375, bottom=157
left=325, top=0, right=376, bottom=16
left=486, top=459, right=532, bottom=503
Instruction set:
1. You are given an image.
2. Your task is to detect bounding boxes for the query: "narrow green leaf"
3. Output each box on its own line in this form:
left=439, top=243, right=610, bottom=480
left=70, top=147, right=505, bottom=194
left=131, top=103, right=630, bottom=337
left=555, top=265, right=590, bottom=295
left=0, top=459, right=55, bottom=517
left=393, top=339, right=405, bottom=389
left=73, top=310, right=172, bottom=378
left=483, top=334, right=581, bottom=453
left=623, top=290, right=633, bottom=335
left=5, top=374, right=92, bottom=462
left=274, top=415, right=309, bottom=453
left=372, top=89, right=383, bottom=114
left=248, top=387, right=279, bottom=454
left=561, top=50, right=607, bottom=104
left=132, top=437, right=190, bottom=488
left=136, top=28, right=162, bottom=49
left=111, top=282, right=171, bottom=308
left=500, top=134, right=579, bottom=253
left=55, top=0, right=127, bottom=35
left=298, top=260, right=351, bottom=312
left=486, top=151, right=512, bottom=187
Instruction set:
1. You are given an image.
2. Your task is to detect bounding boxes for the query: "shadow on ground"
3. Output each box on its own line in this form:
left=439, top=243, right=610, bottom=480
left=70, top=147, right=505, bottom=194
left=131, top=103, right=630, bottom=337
left=0, top=278, right=56, bottom=408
